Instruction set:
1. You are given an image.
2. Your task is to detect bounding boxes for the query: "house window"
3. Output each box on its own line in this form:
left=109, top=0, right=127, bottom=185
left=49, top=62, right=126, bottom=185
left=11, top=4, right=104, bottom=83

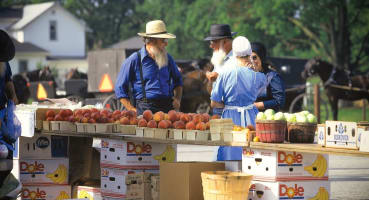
left=19, top=60, right=28, bottom=73
left=50, top=20, right=57, bottom=41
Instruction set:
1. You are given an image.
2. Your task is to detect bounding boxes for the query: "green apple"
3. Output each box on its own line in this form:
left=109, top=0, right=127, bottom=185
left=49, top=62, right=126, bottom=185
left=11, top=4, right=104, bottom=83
left=284, top=113, right=290, bottom=118
left=296, top=114, right=308, bottom=123
left=256, top=112, right=266, bottom=120
left=300, top=110, right=310, bottom=116
left=274, top=112, right=286, bottom=121
left=265, top=109, right=275, bottom=116
left=266, top=114, right=274, bottom=120
left=307, top=113, right=317, bottom=123
left=286, top=114, right=296, bottom=123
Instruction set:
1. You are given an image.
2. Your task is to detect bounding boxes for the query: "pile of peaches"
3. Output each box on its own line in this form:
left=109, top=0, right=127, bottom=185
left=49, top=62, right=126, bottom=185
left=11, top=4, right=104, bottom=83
left=136, top=110, right=219, bottom=131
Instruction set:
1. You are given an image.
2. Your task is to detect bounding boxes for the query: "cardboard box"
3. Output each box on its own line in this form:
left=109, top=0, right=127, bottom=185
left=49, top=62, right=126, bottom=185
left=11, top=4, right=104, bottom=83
left=173, top=129, right=185, bottom=140
left=185, top=130, right=209, bottom=141
left=360, top=130, right=369, bottom=152
left=125, top=172, right=156, bottom=200
left=100, top=168, right=158, bottom=199
left=21, top=185, right=71, bottom=200
left=317, top=124, right=326, bottom=146
left=153, top=128, right=168, bottom=139
left=325, top=121, right=358, bottom=149
left=144, top=128, right=155, bottom=138
left=77, top=185, right=102, bottom=200
left=35, top=108, right=61, bottom=130
left=357, top=126, right=369, bottom=149
left=96, top=123, right=114, bottom=133
left=151, top=175, right=160, bottom=200
left=160, top=162, right=225, bottom=200
left=13, top=135, right=68, bottom=159
left=17, top=158, right=69, bottom=184
left=176, top=144, right=218, bottom=162
left=225, top=161, right=242, bottom=172
left=100, top=138, right=177, bottom=169
left=248, top=180, right=330, bottom=200
left=136, top=127, right=145, bottom=137
left=15, top=109, right=35, bottom=136
left=76, top=123, right=87, bottom=133
left=242, top=148, right=329, bottom=181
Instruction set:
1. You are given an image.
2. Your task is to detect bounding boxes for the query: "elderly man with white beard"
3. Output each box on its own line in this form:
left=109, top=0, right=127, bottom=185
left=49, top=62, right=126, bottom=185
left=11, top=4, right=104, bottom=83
left=204, top=24, right=237, bottom=116
left=115, top=20, right=183, bottom=115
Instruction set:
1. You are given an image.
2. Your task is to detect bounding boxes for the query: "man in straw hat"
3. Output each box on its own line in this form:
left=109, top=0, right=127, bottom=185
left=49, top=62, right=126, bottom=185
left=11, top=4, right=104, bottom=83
left=115, top=20, right=183, bottom=115
left=204, top=24, right=237, bottom=116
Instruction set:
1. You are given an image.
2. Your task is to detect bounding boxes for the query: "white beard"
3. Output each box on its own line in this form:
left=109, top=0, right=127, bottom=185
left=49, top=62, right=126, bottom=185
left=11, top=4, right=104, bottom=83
left=211, top=48, right=227, bottom=67
left=149, top=46, right=168, bottom=69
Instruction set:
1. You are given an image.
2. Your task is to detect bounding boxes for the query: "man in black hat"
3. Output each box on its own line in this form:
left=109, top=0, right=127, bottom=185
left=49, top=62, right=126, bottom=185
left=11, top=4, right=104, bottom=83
left=204, top=24, right=236, bottom=116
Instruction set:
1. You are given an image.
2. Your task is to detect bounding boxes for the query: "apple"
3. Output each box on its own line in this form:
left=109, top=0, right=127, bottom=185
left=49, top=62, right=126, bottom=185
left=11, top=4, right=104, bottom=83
left=296, top=114, right=308, bottom=123
left=300, top=110, right=310, bottom=116
left=266, top=114, right=274, bottom=120
left=286, top=114, right=296, bottom=123
left=256, top=112, right=266, bottom=120
left=283, top=113, right=290, bottom=118
left=307, top=113, right=317, bottom=123
left=264, top=109, right=275, bottom=116
left=274, top=112, right=286, bottom=121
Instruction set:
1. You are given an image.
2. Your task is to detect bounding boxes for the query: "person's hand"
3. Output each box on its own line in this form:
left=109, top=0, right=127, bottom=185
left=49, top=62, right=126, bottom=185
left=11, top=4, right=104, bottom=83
left=206, top=71, right=218, bottom=82
left=12, top=96, right=18, bottom=105
left=172, top=97, right=181, bottom=111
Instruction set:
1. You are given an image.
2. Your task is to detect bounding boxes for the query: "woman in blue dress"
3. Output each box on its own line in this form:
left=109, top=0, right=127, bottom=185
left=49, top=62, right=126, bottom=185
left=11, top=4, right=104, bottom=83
left=251, top=42, right=286, bottom=111
left=211, top=36, right=267, bottom=160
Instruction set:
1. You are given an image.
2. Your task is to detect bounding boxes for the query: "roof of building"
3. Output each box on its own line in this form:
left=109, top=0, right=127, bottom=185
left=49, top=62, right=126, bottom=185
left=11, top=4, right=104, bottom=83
left=110, top=36, right=144, bottom=49
left=12, top=37, right=48, bottom=53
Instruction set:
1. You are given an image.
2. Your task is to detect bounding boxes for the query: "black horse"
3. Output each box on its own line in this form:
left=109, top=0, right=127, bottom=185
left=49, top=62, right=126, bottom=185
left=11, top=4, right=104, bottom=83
left=301, top=58, right=369, bottom=120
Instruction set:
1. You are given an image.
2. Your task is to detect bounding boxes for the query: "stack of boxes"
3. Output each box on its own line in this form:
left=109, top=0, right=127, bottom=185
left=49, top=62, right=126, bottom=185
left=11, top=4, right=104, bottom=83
left=99, top=138, right=175, bottom=199
left=242, top=148, right=330, bottom=199
left=12, top=135, right=71, bottom=199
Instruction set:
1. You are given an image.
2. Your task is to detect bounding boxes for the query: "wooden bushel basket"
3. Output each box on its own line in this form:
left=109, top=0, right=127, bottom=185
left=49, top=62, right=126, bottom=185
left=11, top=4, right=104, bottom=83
left=287, top=122, right=317, bottom=143
left=255, top=120, right=286, bottom=143
left=201, top=171, right=253, bottom=200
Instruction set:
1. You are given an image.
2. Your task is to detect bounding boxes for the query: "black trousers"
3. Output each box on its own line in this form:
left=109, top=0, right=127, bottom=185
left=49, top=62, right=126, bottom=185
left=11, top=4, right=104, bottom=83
left=0, top=149, right=12, bottom=188
left=136, top=98, right=173, bottom=116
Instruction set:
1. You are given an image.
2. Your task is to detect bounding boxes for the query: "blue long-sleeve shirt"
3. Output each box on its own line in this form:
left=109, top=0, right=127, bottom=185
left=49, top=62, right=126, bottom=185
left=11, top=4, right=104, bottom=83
left=115, top=47, right=183, bottom=100
left=256, top=69, right=285, bottom=111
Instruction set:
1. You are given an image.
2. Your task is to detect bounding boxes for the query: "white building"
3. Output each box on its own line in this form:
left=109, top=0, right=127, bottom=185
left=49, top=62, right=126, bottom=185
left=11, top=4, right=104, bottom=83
left=1, top=1, right=89, bottom=86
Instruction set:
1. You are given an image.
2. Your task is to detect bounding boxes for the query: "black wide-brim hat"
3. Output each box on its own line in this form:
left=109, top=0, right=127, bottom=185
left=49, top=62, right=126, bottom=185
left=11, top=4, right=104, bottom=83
left=0, top=29, right=15, bottom=62
left=204, top=24, right=237, bottom=41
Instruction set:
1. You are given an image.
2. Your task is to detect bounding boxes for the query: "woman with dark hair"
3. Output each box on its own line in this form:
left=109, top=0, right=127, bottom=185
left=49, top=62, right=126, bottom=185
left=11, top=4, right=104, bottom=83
left=251, top=42, right=286, bottom=111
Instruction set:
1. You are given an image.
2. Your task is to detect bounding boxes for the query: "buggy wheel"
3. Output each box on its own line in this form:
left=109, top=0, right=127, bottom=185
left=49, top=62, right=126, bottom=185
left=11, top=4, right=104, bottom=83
left=102, top=94, right=124, bottom=111
left=289, top=93, right=330, bottom=121
left=66, top=95, right=84, bottom=105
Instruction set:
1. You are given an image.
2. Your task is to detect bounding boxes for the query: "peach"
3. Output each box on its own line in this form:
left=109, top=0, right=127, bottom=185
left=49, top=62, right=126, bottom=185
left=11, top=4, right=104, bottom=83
left=180, top=114, right=190, bottom=123
left=174, top=121, right=185, bottom=129
left=82, top=109, right=91, bottom=115
left=66, top=109, right=73, bottom=117
left=247, top=125, right=255, bottom=131
left=121, top=110, right=129, bottom=117
left=130, top=118, right=138, bottom=125
left=120, top=117, right=130, bottom=125
left=202, top=113, right=210, bottom=122
left=91, top=112, right=100, bottom=120
left=168, top=111, right=177, bottom=122
left=185, top=121, right=196, bottom=130
left=88, top=118, right=96, bottom=123
left=188, top=113, right=195, bottom=121
left=112, top=110, right=121, bottom=116
left=81, top=117, right=89, bottom=123
left=127, top=110, right=137, bottom=119
left=153, top=111, right=165, bottom=122
left=46, top=116, right=54, bottom=121
left=46, top=110, right=55, bottom=118
left=100, top=109, right=110, bottom=116
left=206, top=121, right=210, bottom=130
left=211, top=114, right=220, bottom=119
left=192, top=114, right=202, bottom=124
left=73, top=109, right=83, bottom=116
left=91, top=108, right=99, bottom=113
left=165, top=120, right=172, bottom=128
left=68, top=115, right=76, bottom=123
left=147, top=120, right=157, bottom=128
left=84, top=112, right=91, bottom=119
left=164, top=113, right=169, bottom=120
left=143, top=110, right=153, bottom=121
left=158, top=120, right=169, bottom=129
left=54, top=114, right=63, bottom=121
left=196, top=122, right=206, bottom=131
left=138, top=119, right=148, bottom=127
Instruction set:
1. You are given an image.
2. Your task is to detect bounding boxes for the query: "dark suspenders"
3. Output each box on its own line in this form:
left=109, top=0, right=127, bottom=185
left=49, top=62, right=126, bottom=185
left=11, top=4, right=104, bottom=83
left=137, top=51, right=147, bottom=102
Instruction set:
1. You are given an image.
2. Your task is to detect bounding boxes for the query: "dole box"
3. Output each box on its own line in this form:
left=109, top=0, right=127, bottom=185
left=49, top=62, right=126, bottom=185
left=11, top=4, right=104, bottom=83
left=242, top=148, right=329, bottom=181
left=17, top=158, right=69, bottom=184
left=248, top=180, right=330, bottom=200
left=100, top=167, right=158, bottom=199
left=21, top=185, right=71, bottom=200
left=100, top=138, right=177, bottom=169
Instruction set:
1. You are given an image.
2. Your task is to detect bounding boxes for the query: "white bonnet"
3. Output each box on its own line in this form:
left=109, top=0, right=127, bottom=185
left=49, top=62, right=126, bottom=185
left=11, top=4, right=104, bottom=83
left=232, top=36, right=252, bottom=57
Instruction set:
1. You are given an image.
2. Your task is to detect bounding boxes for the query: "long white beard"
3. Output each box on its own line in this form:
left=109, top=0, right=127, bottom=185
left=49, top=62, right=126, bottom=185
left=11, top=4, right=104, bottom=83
left=150, top=46, right=168, bottom=69
left=211, top=48, right=227, bottom=67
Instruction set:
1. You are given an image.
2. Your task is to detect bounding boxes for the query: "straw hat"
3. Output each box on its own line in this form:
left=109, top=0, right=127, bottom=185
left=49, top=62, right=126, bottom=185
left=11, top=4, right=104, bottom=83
left=232, top=36, right=252, bottom=57
left=138, top=20, right=176, bottom=39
